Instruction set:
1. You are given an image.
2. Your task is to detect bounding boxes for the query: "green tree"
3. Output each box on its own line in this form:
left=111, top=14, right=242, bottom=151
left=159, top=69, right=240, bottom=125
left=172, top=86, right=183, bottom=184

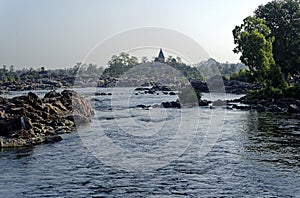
left=107, top=52, right=138, bottom=67
left=254, top=0, right=300, bottom=79
left=233, top=16, right=286, bottom=89
left=103, top=52, right=138, bottom=77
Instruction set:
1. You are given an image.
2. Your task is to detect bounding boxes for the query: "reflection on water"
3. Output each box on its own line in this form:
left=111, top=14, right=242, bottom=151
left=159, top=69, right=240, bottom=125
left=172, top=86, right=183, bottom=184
left=243, top=112, right=300, bottom=167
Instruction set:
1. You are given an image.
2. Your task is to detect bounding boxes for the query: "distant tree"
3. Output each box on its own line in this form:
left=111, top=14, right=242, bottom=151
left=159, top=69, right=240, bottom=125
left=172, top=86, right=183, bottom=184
left=9, top=65, right=14, bottom=73
left=86, top=64, right=98, bottom=75
left=254, top=0, right=300, bottom=79
left=141, top=56, right=148, bottom=63
left=108, top=52, right=138, bottom=67
left=166, top=56, right=173, bottom=63
left=2, top=65, right=7, bottom=73
left=176, top=56, right=182, bottom=64
left=103, top=52, right=138, bottom=77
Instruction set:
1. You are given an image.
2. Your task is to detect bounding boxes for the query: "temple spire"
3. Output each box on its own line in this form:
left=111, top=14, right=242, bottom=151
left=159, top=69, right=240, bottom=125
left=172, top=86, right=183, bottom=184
left=154, top=48, right=165, bottom=62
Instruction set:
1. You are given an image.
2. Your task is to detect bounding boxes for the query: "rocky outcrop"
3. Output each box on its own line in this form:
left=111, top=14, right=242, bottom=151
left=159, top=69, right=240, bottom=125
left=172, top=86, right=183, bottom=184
left=0, top=90, right=94, bottom=148
left=230, top=96, right=300, bottom=113
left=190, top=77, right=261, bottom=94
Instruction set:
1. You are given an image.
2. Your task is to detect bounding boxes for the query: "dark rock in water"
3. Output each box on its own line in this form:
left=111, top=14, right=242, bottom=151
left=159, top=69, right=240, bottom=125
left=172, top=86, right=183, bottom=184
left=190, top=80, right=209, bottom=93
left=161, top=101, right=181, bottom=108
left=45, top=134, right=63, bottom=143
left=151, top=85, right=172, bottom=92
left=267, top=105, right=284, bottom=113
left=137, top=104, right=150, bottom=109
left=144, top=90, right=155, bottom=94
left=190, top=78, right=261, bottom=94
left=95, top=92, right=112, bottom=96
left=0, top=90, right=94, bottom=148
left=288, top=104, right=300, bottom=113
left=198, top=100, right=210, bottom=106
left=236, top=95, right=300, bottom=113
left=135, top=87, right=150, bottom=91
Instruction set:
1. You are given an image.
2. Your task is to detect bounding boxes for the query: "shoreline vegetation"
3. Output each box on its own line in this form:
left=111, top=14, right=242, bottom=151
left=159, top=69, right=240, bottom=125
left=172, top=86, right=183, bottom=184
left=0, top=0, right=299, bottom=148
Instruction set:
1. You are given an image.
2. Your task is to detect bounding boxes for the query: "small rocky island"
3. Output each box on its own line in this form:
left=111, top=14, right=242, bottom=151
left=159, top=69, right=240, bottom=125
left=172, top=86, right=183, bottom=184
left=0, top=90, right=94, bottom=148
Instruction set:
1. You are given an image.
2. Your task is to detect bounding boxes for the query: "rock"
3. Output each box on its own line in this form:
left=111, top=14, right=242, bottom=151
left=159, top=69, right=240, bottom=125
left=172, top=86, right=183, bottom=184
left=44, top=90, right=62, bottom=99
left=45, top=134, right=63, bottom=143
left=151, top=85, right=172, bottom=92
left=137, top=104, right=150, bottom=109
left=135, top=87, right=150, bottom=91
left=0, top=89, right=94, bottom=148
left=0, top=97, right=7, bottom=104
left=267, top=105, right=283, bottom=112
left=95, top=92, right=111, bottom=96
left=198, top=100, right=210, bottom=106
left=288, top=104, right=300, bottom=113
left=66, top=113, right=91, bottom=125
left=231, top=104, right=251, bottom=111
left=161, top=101, right=181, bottom=108
left=190, top=80, right=209, bottom=93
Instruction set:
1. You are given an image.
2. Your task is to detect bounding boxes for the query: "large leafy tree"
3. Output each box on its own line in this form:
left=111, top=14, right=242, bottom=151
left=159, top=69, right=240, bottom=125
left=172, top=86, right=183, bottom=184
left=103, top=52, right=138, bottom=77
left=233, top=16, right=286, bottom=89
left=254, top=0, right=300, bottom=79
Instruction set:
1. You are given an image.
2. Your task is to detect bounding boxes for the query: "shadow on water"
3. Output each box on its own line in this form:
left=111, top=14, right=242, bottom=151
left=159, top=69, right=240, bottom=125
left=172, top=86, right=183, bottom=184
left=0, top=146, right=35, bottom=165
left=243, top=111, right=300, bottom=167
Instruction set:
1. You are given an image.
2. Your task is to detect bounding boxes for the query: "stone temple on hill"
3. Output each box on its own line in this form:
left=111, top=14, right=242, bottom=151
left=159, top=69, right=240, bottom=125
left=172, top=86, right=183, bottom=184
left=154, top=48, right=177, bottom=64
left=154, top=48, right=165, bottom=63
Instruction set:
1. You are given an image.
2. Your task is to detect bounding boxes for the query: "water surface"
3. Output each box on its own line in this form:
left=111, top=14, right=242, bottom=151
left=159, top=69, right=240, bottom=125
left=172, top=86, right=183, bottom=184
left=0, top=88, right=299, bottom=197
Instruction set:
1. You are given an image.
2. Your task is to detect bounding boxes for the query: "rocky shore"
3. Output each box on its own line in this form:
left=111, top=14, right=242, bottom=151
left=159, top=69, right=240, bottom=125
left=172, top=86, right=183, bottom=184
left=190, top=77, right=261, bottom=94
left=0, top=90, right=94, bottom=148
left=230, top=96, right=300, bottom=113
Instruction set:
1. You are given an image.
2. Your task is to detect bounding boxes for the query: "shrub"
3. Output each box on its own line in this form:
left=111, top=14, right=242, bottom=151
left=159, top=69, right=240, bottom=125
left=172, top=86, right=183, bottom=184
left=247, top=86, right=283, bottom=100
left=178, top=87, right=201, bottom=105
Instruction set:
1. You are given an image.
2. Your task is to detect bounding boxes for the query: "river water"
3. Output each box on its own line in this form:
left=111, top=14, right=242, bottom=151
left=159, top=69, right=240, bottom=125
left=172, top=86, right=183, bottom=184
left=1, top=88, right=300, bottom=197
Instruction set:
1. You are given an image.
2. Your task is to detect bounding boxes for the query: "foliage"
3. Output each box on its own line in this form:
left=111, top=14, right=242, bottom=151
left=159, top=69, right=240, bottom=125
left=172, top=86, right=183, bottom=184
left=103, top=53, right=203, bottom=81
left=247, top=86, right=283, bottom=100
left=230, top=69, right=255, bottom=83
left=169, top=62, right=203, bottom=81
left=178, top=87, right=201, bottom=105
left=102, top=52, right=138, bottom=78
left=233, top=17, right=273, bottom=82
left=254, top=0, right=300, bottom=78
left=197, top=58, right=246, bottom=79
left=76, top=63, right=104, bottom=77
left=233, top=16, right=286, bottom=89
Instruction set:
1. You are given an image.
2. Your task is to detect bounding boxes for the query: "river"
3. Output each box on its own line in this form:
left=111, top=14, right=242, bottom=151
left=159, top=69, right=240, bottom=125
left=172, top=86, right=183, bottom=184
left=0, top=87, right=300, bottom=197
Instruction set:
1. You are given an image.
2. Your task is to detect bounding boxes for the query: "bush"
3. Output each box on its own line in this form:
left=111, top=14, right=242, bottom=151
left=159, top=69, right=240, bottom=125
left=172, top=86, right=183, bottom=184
left=178, top=87, right=201, bottom=105
left=247, top=86, right=283, bottom=100
left=230, top=69, right=255, bottom=83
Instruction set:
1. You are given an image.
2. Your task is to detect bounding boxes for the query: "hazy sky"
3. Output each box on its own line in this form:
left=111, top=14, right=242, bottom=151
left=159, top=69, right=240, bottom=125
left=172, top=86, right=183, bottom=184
left=0, top=0, right=271, bottom=69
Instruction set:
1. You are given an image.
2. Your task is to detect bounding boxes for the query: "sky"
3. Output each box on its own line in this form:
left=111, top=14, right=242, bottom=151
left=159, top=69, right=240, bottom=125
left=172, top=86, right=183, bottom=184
left=0, top=0, right=271, bottom=69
